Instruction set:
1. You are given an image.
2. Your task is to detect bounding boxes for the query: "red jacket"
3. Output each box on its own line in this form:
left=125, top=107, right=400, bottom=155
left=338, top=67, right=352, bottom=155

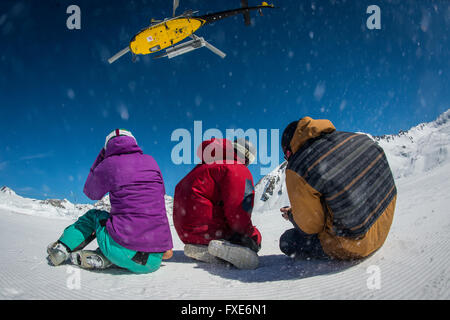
left=173, top=138, right=261, bottom=247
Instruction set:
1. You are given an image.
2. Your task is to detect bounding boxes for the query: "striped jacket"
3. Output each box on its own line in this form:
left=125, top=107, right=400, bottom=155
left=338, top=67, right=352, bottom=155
left=285, top=117, right=397, bottom=259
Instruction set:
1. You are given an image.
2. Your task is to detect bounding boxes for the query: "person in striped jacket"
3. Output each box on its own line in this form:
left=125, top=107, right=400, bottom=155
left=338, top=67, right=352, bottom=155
left=279, top=116, right=397, bottom=260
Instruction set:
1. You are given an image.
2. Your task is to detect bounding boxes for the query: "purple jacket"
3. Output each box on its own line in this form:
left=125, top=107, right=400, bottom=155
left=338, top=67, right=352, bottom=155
left=83, top=136, right=173, bottom=253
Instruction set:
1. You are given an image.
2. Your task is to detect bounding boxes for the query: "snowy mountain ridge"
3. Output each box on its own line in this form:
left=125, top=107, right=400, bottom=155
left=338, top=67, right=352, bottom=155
left=0, top=186, right=16, bottom=196
left=0, top=187, right=174, bottom=221
left=373, top=109, right=450, bottom=179
left=254, top=108, right=450, bottom=212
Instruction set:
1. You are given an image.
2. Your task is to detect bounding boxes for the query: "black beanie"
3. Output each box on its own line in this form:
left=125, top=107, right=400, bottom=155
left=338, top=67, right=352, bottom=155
left=281, top=120, right=299, bottom=153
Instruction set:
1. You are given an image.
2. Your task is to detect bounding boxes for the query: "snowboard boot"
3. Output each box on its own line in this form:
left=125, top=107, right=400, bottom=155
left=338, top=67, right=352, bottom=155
left=208, top=240, right=259, bottom=270
left=70, top=249, right=113, bottom=270
left=184, top=244, right=227, bottom=265
left=47, top=241, right=70, bottom=266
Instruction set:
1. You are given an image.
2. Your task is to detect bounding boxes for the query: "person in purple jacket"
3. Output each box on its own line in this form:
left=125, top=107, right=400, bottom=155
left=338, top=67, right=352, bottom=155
left=47, top=129, right=173, bottom=273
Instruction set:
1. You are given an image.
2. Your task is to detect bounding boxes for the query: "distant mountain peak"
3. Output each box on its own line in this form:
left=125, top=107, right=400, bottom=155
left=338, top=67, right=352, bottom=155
left=374, top=108, right=450, bottom=179
left=373, top=108, right=450, bottom=143
left=0, top=186, right=16, bottom=196
left=0, top=185, right=174, bottom=221
left=39, top=199, right=70, bottom=209
left=254, top=161, right=290, bottom=213
left=434, top=109, right=450, bottom=127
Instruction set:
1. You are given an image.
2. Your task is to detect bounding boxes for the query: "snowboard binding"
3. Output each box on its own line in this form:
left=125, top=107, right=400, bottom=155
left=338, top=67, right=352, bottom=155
left=70, top=249, right=113, bottom=270
left=47, top=241, right=70, bottom=266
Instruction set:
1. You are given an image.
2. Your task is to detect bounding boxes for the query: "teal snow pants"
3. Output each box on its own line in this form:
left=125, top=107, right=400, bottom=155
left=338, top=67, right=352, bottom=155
left=58, top=209, right=163, bottom=274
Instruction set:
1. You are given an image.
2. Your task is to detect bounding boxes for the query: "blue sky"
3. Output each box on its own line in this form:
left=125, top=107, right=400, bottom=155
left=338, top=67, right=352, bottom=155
left=0, top=0, right=449, bottom=202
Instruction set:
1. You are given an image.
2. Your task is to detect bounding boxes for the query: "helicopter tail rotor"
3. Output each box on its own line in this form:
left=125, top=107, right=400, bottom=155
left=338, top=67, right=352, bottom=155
left=241, top=0, right=251, bottom=26
left=240, top=1, right=274, bottom=25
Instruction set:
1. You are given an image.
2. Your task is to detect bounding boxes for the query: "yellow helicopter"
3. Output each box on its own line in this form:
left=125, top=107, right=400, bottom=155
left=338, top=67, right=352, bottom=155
left=108, top=1, right=275, bottom=64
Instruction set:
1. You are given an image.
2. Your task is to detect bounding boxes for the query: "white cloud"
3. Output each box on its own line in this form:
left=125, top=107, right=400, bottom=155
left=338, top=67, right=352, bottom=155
left=19, top=151, right=54, bottom=161
left=16, top=186, right=34, bottom=193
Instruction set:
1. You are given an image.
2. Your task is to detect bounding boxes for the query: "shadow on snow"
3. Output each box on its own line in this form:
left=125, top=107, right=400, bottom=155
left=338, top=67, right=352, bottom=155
left=52, top=250, right=362, bottom=281
left=168, top=250, right=361, bottom=283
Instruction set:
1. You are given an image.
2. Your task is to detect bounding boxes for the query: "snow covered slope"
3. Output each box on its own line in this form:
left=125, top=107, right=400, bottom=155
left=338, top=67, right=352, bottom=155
left=0, top=161, right=449, bottom=299
left=373, top=109, right=450, bottom=179
left=0, top=110, right=449, bottom=299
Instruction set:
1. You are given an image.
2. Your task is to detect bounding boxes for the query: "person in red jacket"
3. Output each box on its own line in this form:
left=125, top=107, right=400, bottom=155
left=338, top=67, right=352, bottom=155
left=173, top=138, right=262, bottom=269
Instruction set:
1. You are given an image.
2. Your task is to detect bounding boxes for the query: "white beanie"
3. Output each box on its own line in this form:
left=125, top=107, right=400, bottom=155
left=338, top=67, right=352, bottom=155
left=104, top=129, right=137, bottom=149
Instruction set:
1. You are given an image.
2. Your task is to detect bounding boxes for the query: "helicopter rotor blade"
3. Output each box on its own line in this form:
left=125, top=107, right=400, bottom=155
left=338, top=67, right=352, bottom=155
left=173, top=0, right=179, bottom=17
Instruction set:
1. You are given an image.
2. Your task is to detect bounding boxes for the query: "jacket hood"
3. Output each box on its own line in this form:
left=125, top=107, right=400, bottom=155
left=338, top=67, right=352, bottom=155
left=289, top=117, right=336, bottom=153
left=197, top=138, right=245, bottom=164
left=105, top=136, right=143, bottom=157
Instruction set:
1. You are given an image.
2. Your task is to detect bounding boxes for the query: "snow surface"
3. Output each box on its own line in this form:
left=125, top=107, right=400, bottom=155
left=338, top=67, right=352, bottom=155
left=0, top=110, right=449, bottom=300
